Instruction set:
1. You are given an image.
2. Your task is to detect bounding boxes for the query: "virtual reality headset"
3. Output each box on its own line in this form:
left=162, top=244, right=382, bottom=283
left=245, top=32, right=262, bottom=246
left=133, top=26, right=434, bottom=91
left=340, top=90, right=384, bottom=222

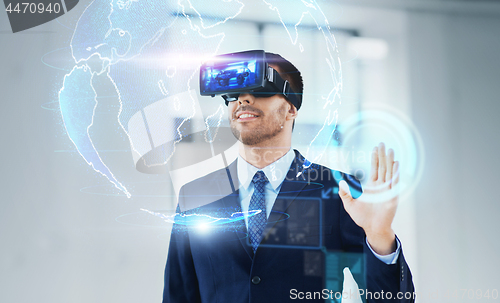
left=200, top=50, right=301, bottom=110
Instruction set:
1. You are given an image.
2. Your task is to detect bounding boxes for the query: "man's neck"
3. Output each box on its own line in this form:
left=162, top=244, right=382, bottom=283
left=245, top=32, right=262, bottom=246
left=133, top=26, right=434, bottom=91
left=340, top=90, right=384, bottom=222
left=239, top=144, right=291, bottom=169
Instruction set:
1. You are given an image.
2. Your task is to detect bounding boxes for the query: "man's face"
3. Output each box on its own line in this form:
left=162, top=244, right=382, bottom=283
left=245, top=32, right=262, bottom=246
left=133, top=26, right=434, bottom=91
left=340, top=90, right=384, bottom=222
left=228, top=93, right=290, bottom=146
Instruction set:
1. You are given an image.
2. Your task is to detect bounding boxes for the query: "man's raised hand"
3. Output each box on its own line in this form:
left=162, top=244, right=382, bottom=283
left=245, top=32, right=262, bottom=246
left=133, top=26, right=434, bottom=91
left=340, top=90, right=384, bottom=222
left=338, top=142, right=399, bottom=255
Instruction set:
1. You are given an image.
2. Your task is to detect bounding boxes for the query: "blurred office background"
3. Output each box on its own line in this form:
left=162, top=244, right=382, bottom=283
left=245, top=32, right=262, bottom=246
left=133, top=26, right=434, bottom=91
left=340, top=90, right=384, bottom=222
left=1, top=0, right=499, bottom=302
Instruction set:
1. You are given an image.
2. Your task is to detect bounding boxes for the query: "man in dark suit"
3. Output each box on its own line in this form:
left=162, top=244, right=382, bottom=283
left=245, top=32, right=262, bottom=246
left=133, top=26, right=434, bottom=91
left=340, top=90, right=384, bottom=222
left=163, top=52, right=414, bottom=302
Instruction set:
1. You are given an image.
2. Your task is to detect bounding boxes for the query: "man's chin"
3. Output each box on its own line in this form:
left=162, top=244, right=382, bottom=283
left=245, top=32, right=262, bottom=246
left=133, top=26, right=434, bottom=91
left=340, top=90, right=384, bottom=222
left=230, top=123, right=282, bottom=146
left=231, top=128, right=258, bottom=145
left=238, top=132, right=272, bottom=146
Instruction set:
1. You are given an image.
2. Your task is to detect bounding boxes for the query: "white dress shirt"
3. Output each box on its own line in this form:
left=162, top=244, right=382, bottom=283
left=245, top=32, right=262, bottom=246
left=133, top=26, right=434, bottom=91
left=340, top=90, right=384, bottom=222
left=237, top=148, right=400, bottom=264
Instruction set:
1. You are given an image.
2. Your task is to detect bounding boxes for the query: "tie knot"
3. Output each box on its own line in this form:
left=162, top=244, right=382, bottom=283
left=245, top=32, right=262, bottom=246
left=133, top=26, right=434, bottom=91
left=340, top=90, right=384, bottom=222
left=252, top=171, right=268, bottom=185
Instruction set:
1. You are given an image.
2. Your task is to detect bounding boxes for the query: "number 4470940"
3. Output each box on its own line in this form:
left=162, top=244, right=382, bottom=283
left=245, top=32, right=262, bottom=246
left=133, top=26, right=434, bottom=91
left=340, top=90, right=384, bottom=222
left=6, top=2, right=61, bottom=14
left=444, top=289, right=498, bottom=299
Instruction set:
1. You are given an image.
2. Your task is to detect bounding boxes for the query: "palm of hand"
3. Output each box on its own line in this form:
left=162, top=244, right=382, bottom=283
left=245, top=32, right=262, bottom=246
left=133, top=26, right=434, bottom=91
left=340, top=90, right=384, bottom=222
left=339, top=142, right=400, bottom=237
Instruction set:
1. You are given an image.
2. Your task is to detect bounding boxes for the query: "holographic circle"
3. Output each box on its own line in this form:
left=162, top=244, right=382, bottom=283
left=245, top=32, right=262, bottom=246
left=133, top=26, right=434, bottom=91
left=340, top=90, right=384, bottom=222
left=41, top=47, right=73, bottom=72
left=339, top=107, right=425, bottom=203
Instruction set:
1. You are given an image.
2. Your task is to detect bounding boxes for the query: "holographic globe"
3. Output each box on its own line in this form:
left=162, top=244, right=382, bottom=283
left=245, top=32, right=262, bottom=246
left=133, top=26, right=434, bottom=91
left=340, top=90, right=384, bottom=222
left=59, top=0, right=342, bottom=198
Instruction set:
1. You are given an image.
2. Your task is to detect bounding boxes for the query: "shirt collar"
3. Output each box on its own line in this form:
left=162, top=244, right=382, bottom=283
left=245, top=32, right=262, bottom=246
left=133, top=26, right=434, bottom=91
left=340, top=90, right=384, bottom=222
left=237, top=149, right=295, bottom=192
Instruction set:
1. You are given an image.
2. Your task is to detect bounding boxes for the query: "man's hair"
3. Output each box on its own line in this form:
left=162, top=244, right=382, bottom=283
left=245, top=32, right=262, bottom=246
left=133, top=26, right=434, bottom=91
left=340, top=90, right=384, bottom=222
left=265, top=52, right=303, bottom=109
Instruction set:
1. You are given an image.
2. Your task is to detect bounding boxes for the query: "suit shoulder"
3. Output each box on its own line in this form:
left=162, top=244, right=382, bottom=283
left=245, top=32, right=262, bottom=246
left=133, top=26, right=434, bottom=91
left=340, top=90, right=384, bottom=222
left=177, top=164, right=236, bottom=212
left=180, top=165, right=232, bottom=192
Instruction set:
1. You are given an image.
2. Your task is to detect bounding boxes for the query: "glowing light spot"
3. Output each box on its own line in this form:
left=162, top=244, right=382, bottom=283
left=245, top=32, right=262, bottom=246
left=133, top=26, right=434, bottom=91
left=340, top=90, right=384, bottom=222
left=140, top=208, right=262, bottom=226
left=196, top=223, right=210, bottom=232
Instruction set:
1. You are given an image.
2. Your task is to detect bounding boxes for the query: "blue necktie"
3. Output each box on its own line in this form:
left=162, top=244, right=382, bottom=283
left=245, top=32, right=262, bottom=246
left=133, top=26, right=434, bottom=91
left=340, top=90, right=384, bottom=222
left=248, top=171, right=268, bottom=253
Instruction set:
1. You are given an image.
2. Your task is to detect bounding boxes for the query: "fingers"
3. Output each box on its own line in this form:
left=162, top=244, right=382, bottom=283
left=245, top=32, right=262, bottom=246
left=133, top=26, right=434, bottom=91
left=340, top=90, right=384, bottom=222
left=386, top=148, right=395, bottom=188
left=372, top=142, right=398, bottom=188
left=370, top=146, right=378, bottom=182
left=377, top=142, right=387, bottom=183
left=392, top=161, right=400, bottom=186
left=338, top=180, right=353, bottom=205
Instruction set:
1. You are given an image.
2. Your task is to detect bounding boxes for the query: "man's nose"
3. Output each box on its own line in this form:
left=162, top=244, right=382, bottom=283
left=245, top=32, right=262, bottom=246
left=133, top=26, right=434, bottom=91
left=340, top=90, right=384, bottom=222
left=237, top=93, right=254, bottom=105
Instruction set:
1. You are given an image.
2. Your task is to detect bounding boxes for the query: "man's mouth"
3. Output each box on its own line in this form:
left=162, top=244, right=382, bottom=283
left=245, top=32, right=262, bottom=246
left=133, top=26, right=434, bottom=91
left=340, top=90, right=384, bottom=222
left=236, top=111, right=259, bottom=121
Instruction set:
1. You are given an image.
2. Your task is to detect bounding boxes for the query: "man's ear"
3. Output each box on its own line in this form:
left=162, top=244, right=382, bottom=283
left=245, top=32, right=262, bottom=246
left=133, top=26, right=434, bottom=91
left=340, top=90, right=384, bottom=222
left=286, top=103, right=298, bottom=121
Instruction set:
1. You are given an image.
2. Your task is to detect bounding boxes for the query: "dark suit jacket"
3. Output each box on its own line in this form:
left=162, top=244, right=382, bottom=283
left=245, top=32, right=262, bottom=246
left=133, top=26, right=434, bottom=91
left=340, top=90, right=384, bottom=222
left=163, top=150, right=414, bottom=302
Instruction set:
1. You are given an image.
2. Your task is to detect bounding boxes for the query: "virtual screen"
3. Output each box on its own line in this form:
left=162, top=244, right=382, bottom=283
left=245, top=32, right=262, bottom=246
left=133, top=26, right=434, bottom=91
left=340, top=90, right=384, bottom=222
left=200, top=58, right=262, bottom=94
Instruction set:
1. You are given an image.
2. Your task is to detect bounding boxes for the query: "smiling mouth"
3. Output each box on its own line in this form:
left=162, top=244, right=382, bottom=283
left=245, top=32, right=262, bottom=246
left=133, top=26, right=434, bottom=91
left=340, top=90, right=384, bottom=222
left=238, top=113, right=258, bottom=119
left=235, top=111, right=261, bottom=121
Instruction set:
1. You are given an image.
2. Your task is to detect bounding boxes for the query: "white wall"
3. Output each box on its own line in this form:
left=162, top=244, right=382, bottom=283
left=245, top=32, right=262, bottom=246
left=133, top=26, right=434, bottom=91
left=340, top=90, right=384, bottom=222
left=408, top=10, right=500, bottom=300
